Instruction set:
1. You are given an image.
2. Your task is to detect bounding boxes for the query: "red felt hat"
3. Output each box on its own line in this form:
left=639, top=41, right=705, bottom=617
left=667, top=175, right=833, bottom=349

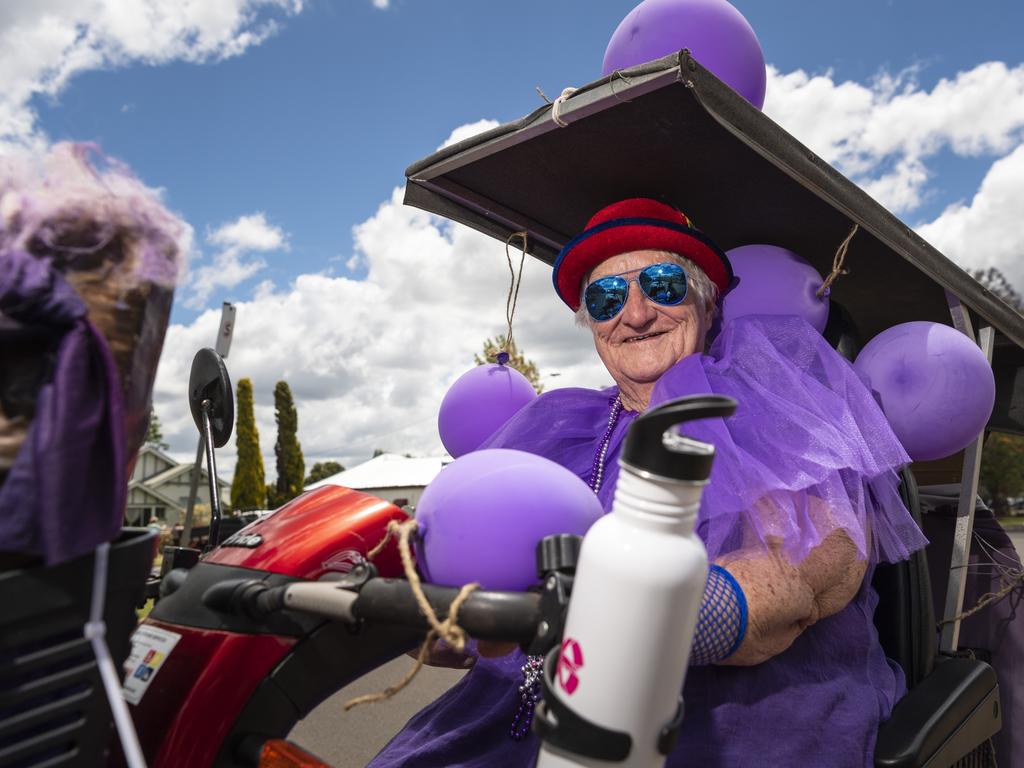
left=552, top=198, right=732, bottom=311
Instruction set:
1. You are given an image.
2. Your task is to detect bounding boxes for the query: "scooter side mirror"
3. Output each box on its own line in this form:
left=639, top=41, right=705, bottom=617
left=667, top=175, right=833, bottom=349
left=188, top=348, right=234, bottom=448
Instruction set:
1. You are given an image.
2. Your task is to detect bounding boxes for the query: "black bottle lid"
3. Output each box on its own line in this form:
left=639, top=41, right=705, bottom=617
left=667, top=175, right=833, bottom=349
left=620, top=395, right=736, bottom=482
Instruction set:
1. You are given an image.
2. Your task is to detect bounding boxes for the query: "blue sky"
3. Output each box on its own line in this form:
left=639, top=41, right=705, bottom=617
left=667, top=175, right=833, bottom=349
left=5, top=0, right=1024, bottom=474
left=27, top=0, right=1024, bottom=322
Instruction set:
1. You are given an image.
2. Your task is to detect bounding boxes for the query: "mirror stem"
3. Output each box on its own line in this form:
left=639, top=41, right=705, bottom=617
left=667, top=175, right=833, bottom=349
left=200, top=398, right=223, bottom=550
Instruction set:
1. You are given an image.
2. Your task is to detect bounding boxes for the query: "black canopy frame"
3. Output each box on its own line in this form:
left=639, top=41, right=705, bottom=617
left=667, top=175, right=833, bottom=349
left=404, top=50, right=1024, bottom=437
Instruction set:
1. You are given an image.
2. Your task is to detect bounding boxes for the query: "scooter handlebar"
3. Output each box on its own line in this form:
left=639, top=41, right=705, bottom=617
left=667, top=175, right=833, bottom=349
left=353, top=578, right=542, bottom=645
left=202, top=575, right=543, bottom=646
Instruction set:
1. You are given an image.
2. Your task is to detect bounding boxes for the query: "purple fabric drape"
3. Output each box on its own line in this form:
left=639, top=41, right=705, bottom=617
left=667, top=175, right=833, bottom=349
left=0, top=249, right=125, bottom=566
left=369, top=315, right=927, bottom=768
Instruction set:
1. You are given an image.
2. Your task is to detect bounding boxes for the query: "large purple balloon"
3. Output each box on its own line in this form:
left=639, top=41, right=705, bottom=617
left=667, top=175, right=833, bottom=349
left=854, top=322, right=995, bottom=462
left=438, top=363, right=537, bottom=458
left=721, top=244, right=829, bottom=333
left=603, top=0, right=767, bottom=109
left=415, top=449, right=604, bottom=590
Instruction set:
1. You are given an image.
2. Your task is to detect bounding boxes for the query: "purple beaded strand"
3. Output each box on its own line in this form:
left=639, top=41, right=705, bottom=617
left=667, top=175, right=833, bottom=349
left=509, top=393, right=623, bottom=740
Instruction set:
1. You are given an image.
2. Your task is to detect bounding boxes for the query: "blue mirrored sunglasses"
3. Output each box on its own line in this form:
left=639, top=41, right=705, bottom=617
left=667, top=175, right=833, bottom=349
left=584, top=262, right=689, bottom=322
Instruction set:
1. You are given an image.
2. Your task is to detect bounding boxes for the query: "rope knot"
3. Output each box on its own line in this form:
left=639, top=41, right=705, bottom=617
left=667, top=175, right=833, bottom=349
left=816, top=224, right=859, bottom=299
left=345, top=518, right=480, bottom=710
left=551, top=87, right=578, bottom=128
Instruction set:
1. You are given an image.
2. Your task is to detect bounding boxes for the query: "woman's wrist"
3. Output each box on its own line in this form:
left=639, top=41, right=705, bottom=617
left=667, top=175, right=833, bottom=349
left=690, top=564, right=748, bottom=666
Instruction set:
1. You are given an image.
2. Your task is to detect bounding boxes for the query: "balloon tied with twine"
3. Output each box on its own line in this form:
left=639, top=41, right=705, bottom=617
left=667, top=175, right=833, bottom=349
left=437, top=231, right=538, bottom=458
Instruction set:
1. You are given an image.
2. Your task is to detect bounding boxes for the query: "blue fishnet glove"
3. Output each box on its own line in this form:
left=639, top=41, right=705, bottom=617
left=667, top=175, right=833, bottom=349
left=690, top=564, right=747, bottom=666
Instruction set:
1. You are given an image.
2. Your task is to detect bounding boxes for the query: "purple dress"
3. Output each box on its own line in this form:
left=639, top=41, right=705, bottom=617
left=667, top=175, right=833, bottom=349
left=369, top=316, right=927, bottom=768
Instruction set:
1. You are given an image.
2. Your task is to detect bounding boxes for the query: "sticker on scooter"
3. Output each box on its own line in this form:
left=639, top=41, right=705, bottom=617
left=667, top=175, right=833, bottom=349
left=221, top=532, right=263, bottom=548
left=322, top=548, right=367, bottom=574
left=558, top=637, right=584, bottom=695
left=123, top=625, right=182, bottom=705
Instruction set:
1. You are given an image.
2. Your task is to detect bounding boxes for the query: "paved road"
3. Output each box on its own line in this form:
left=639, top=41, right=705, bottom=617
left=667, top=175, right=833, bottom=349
left=288, top=656, right=467, bottom=767
left=292, top=530, right=1024, bottom=767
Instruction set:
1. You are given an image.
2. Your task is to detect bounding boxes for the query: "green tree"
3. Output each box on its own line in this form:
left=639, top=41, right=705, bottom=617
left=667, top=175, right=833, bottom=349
left=305, top=460, right=344, bottom=486
left=474, top=335, right=544, bottom=393
left=270, top=380, right=305, bottom=507
left=971, top=267, right=1023, bottom=311
left=979, top=433, right=1024, bottom=517
left=231, top=378, right=266, bottom=510
left=145, top=410, right=170, bottom=451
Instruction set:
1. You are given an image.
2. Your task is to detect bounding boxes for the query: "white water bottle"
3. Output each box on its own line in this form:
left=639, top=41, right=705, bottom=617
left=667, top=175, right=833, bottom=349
left=535, top=396, right=736, bottom=768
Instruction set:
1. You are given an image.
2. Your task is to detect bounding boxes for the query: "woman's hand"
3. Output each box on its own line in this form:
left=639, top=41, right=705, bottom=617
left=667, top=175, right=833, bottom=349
left=716, top=525, right=865, bottom=666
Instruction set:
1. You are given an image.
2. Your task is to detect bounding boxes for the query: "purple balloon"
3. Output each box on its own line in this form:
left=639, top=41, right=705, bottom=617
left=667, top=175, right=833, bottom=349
left=721, top=244, right=829, bottom=333
left=854, top=322, right=995, bottom=462
left=438, top=363, right=537, bottom=458
left=415, top=449, right=604, bottom=590
left=602, top=0, right=767, bottom=109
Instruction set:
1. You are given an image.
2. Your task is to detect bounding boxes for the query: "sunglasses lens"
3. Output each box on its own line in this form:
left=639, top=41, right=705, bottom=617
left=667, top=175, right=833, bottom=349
left=639, top=263, right=687, bottom=306
left=585, top=276, right=628, bottom=321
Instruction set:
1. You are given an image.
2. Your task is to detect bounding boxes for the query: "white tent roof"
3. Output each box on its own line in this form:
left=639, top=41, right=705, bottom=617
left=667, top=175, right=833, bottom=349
left=306, top=452, right=451, bottom=491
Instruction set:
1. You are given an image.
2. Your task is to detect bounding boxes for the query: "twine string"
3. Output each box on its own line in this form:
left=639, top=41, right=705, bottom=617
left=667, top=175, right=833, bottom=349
left=551, top=87, right=578, bottom=128
left=344, top=519, right=480, bottom=710
left=493, top=231, right=528, bottom=362
left=608, top=69, right=635, bottom=103
left=938, top=570, right=1023, bottom=628
left=816, top=224, right=859, bottom=299
left=937, top=529, right=1024, bottom=629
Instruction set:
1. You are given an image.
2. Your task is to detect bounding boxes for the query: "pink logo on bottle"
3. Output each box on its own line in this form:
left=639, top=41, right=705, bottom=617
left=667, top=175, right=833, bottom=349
left=558, top=637, right=584, bottom=695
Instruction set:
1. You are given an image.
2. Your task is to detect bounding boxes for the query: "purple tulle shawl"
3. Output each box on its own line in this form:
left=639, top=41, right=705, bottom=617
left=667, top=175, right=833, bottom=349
left=485, top=315, right=927, bottom=565
left=0, top=249, right=125, bottom=565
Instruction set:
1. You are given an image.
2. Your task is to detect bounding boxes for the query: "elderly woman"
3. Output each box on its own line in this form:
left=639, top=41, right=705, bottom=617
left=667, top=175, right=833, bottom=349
left=370, top=197, right=927, bottom=767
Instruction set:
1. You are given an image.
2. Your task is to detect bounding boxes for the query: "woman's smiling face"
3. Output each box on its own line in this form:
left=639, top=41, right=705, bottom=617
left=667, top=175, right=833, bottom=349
left=587, top=249, right=712, bottom=398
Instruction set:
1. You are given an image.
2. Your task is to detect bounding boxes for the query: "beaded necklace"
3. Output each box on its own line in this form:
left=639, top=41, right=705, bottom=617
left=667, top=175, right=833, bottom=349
left=509, top=393, right=624, bottom=740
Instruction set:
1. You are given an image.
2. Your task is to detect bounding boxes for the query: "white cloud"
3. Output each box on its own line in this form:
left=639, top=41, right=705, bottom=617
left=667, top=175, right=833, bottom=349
left=439, top=119, right=500, bottom=149
left=372, top=0, right=390, bottom=8
left=155, top=186, right=607, bottom=479
left=156, top=54, right=1024, bottom=481
left=764, top=62, right=1024, bottom=213
left=915, top=144, right=1024, bottom=288
left=185, top=212, right=287, bottom=309
left=209, top=211, right=287, bottom=251
left=0, top=0, right=304, bottom=148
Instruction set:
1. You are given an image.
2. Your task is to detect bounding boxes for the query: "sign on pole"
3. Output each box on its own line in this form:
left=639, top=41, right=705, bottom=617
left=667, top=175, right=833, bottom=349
left=215, top=302, right=236, bottom=359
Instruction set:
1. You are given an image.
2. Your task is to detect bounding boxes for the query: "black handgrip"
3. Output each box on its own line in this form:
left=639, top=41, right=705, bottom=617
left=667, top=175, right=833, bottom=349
left=352, top=579, right=542, bottom=645
left=202, top=578, right=287, bottom=619
left=621, top=395, right=736, bottom=481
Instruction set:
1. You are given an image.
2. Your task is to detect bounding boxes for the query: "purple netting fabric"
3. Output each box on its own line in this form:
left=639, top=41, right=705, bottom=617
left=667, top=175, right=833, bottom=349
left=485, top=315, right=927, bottom=565
left=651, top=314, right=928, bottom=564
left=0, top=249, right=125, bottom=565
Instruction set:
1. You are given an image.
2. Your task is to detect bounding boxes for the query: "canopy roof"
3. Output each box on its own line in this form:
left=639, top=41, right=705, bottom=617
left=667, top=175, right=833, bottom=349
left=305, top=453, right=450, bottom=492
left=404, top=51, right=1024, bottom=435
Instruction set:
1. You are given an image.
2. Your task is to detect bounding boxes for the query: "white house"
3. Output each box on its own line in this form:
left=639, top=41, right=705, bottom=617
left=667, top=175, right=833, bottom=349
left=305, top=453, right=450, bottom=509
left=126, top=444, right=231, bottom=526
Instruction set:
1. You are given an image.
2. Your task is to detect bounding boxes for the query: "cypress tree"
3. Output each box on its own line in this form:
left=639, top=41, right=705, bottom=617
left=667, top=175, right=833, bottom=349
left=145, top=410, right=170, bottom=451
left=271, top=380, right=305, bottom=506
left=231, top=378, right=266, bottom=510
